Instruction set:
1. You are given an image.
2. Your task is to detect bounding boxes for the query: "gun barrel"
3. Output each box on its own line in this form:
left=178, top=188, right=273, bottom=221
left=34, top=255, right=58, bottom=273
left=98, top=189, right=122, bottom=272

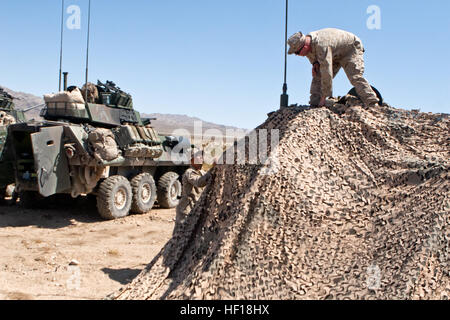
left=23, top=103, right=45, bottom=113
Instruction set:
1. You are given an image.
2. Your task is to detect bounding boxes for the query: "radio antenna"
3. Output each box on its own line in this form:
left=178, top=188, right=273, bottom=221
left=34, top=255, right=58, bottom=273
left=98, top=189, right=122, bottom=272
left=58, top=0, right=65, bottom=91
left=84, top=0, right=92, bottom=103
left=280, top=0, right=289, bottom=108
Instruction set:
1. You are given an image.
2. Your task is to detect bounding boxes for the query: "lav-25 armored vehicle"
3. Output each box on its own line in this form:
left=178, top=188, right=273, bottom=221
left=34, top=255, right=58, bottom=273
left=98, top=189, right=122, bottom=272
left=0, top=88, right=26, bottom=156
left=0, top=88, right=27, bottom=202
left=2, top=80, right=191, bottom=219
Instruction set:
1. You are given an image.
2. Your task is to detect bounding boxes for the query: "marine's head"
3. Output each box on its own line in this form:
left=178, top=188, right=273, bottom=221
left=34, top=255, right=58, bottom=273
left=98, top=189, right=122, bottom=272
left=288, top=32, right=312, bottom=56
left=190, top=150, right=204, bottom=170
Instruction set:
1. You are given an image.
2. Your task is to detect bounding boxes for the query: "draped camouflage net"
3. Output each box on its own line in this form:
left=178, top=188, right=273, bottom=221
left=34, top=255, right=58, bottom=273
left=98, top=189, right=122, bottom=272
left=112, top=102, right=449, bottom=300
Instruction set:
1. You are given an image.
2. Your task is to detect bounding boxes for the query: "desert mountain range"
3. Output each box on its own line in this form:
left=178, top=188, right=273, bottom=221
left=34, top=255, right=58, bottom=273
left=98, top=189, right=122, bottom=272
left=0, top=86, right=246, bottom=135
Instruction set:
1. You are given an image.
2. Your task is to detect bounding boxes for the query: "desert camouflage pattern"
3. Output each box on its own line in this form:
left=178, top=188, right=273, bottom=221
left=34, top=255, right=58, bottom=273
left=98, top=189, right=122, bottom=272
left=0, top=111, right=16, bottom=126
left=81, top=82, right=99, bottom=104
left=174, top=168, right=212, bottom=233
left=113, top=102, right=449, bottom=300
left=87, top=128, right=120, bottom=162
left=287, top=32, right=306, bottom=55
left=306, top=28, right=379, bottom=107
left=44, top=87, right=86, bottom=111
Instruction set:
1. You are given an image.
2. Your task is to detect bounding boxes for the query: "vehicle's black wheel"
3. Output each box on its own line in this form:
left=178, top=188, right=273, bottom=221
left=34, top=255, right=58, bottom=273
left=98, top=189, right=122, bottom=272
left=96, top=175, right=132, bottom=220
left=130, top=173, right=157, bottom=214
left=157, top=171, right=182, bottom=209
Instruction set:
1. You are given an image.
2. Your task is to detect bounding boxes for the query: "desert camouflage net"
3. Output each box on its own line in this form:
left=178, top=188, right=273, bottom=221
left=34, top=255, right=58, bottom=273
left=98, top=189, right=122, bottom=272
left=112, top=103, right=449, bottom=300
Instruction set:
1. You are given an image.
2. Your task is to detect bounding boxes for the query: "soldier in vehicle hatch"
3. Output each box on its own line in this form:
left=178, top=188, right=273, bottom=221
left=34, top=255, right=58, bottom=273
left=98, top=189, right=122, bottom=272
left=287, top=28, right=380, bottom=109
left=173, top=151, right=215, bottom=235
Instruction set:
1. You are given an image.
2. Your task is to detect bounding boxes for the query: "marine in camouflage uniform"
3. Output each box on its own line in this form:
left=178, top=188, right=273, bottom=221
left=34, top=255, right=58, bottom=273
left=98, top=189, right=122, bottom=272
left=173, top=152, right=213, bottom=234
left=288, top=28, right=380, bottom=108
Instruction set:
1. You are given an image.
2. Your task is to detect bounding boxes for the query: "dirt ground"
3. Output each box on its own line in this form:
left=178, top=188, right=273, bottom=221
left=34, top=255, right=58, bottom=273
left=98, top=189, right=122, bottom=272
left=0, top=197, right=175, bottom=300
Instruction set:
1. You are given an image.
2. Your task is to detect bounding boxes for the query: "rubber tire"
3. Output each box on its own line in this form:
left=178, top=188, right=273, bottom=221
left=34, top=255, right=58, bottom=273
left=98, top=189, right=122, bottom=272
left=157, top=171, right=182, bottom=209
left=130, top=173, right=157, bottom=214
left=96, top=175, right=132, bottom=220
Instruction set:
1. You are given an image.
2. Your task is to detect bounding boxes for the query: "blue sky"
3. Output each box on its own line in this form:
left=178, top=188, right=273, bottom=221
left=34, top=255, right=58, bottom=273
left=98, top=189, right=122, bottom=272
left=1, top=0, right=449, bottom=129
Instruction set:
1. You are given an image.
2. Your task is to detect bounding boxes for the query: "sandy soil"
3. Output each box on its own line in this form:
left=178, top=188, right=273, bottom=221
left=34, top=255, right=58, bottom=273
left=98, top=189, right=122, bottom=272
left=0, top=197, right=175, bottom=300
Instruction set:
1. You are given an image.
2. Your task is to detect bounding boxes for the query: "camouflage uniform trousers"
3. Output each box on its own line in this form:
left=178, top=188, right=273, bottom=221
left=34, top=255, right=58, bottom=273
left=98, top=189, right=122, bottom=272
left=173, top=202, right=193, bottom=235
left=172, top=168, right=211, bottom=236
left=310, top=40, right=379, bottom=108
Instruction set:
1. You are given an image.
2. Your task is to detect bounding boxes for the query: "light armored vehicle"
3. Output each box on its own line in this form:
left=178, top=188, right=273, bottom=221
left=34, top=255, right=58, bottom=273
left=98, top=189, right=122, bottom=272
left=0, top=88, right=26, bottom=155
left=2, top=80, right=191, bottom=219
left=0, top=88, right=27, bottom=202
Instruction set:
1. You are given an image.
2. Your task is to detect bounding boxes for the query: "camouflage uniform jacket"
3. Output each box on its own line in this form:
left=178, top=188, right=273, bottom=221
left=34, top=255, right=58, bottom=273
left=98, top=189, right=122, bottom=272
left=176, top=168, right=211, bottom=219
left=306, top=28, right=363, bottom=98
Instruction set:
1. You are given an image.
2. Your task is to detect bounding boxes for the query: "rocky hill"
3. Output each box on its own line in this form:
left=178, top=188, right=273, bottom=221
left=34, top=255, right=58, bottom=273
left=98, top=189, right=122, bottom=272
left=0, top=86, right=44, bottom=120
left=141, top=113, right=245, bottom=137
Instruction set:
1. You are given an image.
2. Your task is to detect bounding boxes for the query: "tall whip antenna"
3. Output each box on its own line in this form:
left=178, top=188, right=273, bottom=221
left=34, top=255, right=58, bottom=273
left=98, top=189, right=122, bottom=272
left=280, top=0, right=289, bottom=108
left=58, top=0, right=65, bottom=91
left=84, top=0, right=92, bottom=103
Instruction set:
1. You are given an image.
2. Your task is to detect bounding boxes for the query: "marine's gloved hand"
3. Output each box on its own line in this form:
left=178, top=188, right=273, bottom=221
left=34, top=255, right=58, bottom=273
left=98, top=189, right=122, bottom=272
left=312, top=62, right=320, bottom=77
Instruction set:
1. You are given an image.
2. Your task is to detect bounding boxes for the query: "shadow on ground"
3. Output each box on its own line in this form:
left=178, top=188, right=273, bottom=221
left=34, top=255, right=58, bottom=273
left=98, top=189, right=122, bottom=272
left=0, top=194, right=172, bottom=229
left=0, top=195, right=102, bottom=229
left=101, top=268, right=142, bottom=285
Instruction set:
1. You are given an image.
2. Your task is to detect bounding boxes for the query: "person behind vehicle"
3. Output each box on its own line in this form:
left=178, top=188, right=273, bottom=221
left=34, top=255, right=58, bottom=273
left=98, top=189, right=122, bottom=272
left=173, top=151, right=215, bottom=234
left=287, top=28, right=380, bottom=109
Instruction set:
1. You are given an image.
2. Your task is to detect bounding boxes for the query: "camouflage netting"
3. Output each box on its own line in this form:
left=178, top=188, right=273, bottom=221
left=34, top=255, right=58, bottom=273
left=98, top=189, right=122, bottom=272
left=112, top=102, right=449, bottom=300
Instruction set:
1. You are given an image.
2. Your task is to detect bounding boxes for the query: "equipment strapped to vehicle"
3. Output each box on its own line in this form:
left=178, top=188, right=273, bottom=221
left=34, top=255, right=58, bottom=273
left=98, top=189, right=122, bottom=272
left=43, top=88, right=87, bottom=119
left=88, top=128, right=120, bottom=162
left=97, top=80, right=133, bottom=109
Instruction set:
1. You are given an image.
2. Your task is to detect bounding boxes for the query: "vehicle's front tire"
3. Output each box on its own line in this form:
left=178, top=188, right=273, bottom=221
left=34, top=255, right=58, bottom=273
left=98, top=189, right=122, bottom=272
left=130, top=173, right=157, bottom=214
left=97, top=175, right=132, bottom=220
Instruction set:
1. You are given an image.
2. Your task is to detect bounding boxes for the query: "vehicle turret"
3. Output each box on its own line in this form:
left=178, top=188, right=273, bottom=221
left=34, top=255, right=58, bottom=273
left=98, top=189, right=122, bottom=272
left=41, top=80, right=142, bottom=128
